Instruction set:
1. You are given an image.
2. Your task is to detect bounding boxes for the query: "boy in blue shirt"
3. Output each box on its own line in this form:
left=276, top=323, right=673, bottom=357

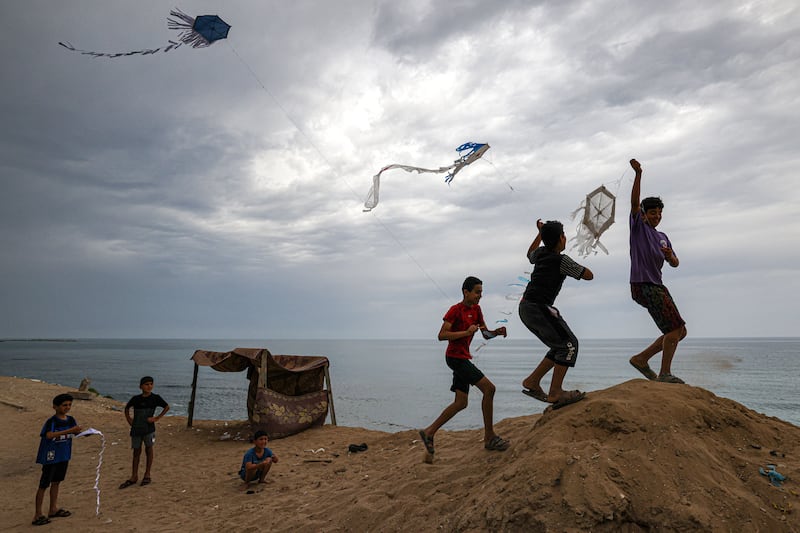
left=33, top=393, right=82, bottom=526
left=240, top=430, right=279, bottom=491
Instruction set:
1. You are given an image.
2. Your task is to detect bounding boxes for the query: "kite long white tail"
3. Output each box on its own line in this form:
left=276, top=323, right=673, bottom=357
left=76, top=428, right=105, bottom=516
left=363, top=143, right=489, bottom=211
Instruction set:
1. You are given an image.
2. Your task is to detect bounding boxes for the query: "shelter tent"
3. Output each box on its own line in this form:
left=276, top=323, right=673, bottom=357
left=188, top=347, right=336, bottom=438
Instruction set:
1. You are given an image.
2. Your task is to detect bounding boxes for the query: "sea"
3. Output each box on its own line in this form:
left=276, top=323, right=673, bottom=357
left=1, top=338, right=798, bottom=432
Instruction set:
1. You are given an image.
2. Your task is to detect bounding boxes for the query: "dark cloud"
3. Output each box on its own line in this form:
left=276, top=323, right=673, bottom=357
left=1, top=1, right=798, bottom=338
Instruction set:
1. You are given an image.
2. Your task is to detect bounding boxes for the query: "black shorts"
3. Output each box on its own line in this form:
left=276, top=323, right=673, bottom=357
left=445, top=357, right=485, bottom=394
left=39, top=461, right=69, bottom=489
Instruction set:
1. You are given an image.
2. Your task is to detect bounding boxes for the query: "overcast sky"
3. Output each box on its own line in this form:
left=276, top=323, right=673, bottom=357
left=1, top=1, right=798, bottom=339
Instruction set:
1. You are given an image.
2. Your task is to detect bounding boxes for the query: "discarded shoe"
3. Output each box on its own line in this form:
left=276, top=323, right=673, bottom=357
left=348, top=443, right=368, bottom=453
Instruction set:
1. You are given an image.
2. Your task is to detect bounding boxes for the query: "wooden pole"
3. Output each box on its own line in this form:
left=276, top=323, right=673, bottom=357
left=187, top=362, right=199, bottom=428
left=324, top=363, right=337, bottom=426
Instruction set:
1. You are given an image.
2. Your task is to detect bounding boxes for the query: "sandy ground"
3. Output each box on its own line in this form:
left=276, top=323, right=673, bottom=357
left=1, top=375, right=798, bottom=532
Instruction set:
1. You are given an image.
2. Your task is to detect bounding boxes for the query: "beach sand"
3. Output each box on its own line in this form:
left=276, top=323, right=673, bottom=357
left=1, top=375, right=798, bottom=532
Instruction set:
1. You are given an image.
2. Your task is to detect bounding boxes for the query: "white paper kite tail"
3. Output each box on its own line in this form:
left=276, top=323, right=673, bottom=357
left=76, top=428, right=105, bottom=516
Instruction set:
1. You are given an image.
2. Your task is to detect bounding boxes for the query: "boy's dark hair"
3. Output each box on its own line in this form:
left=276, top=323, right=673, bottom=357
left=140, top=376, right=154, bottom=386
left=462, top=276, right=482, bottom=292
left=253, top=430, right=269, bottom=440
left=641, top=196, right=664, bottom=211
left=541, top=220, right=564, bottom=250
left=53, top=393, right=74, bottom=406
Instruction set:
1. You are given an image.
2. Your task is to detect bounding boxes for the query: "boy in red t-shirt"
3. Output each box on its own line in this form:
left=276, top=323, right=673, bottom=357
left=418, top=276, right=509, bottom=454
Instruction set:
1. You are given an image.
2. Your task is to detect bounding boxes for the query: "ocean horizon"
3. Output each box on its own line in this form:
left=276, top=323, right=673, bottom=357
left=2, top=337, right=798, bottom=431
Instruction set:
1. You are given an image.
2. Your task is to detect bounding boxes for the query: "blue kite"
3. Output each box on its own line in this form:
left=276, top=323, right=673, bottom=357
left=59, top=9, right=230, bottom=58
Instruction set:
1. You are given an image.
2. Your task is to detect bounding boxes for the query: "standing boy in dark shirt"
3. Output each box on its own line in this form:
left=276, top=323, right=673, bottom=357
left=519, top=219, right=593, bottom=409
left=119, top=376, right=169, bottom=488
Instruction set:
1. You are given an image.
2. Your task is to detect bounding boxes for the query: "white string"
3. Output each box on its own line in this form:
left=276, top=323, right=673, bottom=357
left=75, top=428, right=105, bottom=516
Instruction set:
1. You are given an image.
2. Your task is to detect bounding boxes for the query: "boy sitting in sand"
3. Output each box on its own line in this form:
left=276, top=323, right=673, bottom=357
left=33, top=393, right=82, bottom=526
left=240, top=430, right=279, bottom=491
left=119, top=376, right=169, bottom=489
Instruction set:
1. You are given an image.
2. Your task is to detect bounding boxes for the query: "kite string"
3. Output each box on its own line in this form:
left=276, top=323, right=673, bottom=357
left=225, top=41, right=452, bottom=302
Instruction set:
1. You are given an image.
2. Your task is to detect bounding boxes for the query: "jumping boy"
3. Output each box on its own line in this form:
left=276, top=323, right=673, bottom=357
left=418, top=276, right=510, bottom=454
left=239, top=430, right=279, bottom=491
left=627, top=158, right=687, bottom=383
left=519, top=219, right=593, bottom=409
left=33, top=393, right=82, bottom=526
left=119, top=376, right=170, bottom=489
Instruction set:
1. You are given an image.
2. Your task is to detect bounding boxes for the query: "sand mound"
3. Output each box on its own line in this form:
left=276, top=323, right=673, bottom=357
left=1, top=376, right=797, bottom=531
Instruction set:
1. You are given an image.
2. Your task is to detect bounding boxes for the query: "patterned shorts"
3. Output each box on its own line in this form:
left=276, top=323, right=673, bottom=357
left=631, top=283, right=686, bottom=334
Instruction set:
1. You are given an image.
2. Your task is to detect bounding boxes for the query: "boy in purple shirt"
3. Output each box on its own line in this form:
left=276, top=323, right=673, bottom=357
left=628, top=159, right=687, bottom=384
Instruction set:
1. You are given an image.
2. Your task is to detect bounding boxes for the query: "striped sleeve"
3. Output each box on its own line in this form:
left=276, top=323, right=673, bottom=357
left=560, top=255, right=585, bottom=279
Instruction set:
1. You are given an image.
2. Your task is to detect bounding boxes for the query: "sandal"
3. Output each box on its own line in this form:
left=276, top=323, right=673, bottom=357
left=484, top=435, right=510, bottom=451
left=32, top=516, right=51, bottom=526
left=140, top=477, right=152, bottom=486
left=119, top=479, right=136, bottom=489
left=48, top=509, right=71, bottom=518
left=657, top=373, right=685, bottom=384
left=521, top=388, right=550, bottom=403
left=551, top=390, right=586, bottom=410
left=629, top=359, right=657, bottom=380
left=418, top=430, right=435, bottom=454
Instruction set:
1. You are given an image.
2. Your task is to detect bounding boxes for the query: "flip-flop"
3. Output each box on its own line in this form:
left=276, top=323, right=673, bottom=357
left=629, top=359, right=657, bottom=380
left=418, top=430, right=435, bottom=454
left=119, top=479, right=136, bottom=489
left=32, top=516, right=51, bottom=526
left=140, top=477, right=152, bottom=486
left=551, top=391, right=586, bottom=410
left=48, top=509, right=71, bottom=518
left=657, top=373, right=685, bottom=384
left=521, top=388, right=550, bottom=403
left=347, top=443, right=368, bottom=453
left=484, top=435, right=510, bottom=451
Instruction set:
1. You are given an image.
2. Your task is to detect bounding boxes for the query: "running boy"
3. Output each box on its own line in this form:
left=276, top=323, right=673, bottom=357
left=33, top=393, right=82, bottom=526
left=627, top=158, right=687, bottom=383
left=119, top=376, right=170, bottom=488
left=519, top=219, right=593, bottom=409
left=239, top=430, right=279, bottom=491
left=418, top=276, right=510, bottom=453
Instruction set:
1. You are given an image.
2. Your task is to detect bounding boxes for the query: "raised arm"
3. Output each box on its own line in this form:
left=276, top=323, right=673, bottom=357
left=630, top=158, right=642, bottom=215
left=526, top=219, right=545, bottom=256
